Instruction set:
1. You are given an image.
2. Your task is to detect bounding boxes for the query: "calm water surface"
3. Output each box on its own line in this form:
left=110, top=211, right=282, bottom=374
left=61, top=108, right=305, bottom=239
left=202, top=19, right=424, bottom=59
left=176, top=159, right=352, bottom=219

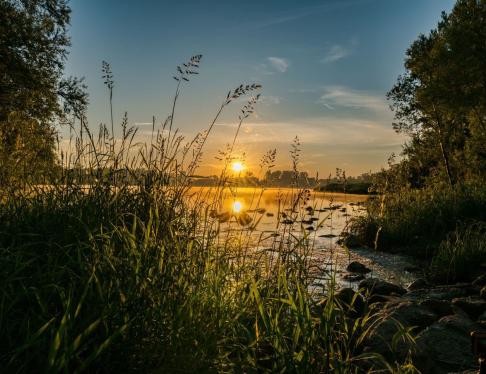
left=188, top=187, right=420, bottom=288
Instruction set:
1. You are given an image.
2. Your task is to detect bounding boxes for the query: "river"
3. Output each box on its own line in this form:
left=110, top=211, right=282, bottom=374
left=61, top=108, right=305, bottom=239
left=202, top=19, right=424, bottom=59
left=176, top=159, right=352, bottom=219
left=188, top=187, right=421, bottom=289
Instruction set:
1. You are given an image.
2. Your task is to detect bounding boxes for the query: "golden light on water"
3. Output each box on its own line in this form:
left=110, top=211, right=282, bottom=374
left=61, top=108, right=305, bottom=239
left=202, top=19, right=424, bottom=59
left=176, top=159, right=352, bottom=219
left=232, top=201, right=243, bottom=213
left=231, top=161, right=244, bottom=173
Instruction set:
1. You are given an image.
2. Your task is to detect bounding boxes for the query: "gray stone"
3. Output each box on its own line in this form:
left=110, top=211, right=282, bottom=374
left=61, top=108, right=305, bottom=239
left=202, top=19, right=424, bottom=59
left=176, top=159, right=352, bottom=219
left=452, top=297, right=486, bottom=319
left=335, top=287, right=365, bottom=317
left=419, top=299, right=453, bottom=318
left=414, top=314, right=477, bottom=373
left=341, top=233, right=361, bottom=248
left=359, top=278, right=407, bottom=296
left=363, top=301, right=438, bottom=361
left=346, top=261, right=371, bottom=274
left=407, top=278, right=428, bottom=291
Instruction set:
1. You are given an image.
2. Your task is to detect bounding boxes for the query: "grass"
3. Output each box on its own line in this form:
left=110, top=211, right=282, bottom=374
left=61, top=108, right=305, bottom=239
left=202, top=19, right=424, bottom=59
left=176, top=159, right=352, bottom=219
left=0, top=56, right=416, bottom=372
left=350, top=181, right=486, bottom=282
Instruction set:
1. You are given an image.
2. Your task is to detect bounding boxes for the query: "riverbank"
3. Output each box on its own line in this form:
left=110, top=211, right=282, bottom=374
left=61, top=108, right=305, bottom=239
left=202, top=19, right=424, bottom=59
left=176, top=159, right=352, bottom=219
left=335, top=272, right=486, bottom=373
left=348, top=182, right=486, bottom=283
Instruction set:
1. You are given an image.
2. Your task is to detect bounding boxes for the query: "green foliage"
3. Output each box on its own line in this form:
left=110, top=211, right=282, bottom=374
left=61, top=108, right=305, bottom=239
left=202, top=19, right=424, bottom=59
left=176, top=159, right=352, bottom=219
left=0, top=0, right=88, bottom=187
left=431, top=221, right=486, bottom=282
left=352, top=182, right=486, bottom=255
left=0, top=51, right=417, bottom=372
left=388, top=0, right=486, bottom=186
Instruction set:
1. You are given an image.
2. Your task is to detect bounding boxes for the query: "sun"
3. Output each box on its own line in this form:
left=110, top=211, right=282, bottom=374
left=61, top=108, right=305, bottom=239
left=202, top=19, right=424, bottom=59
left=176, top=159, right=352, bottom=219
left=232, top=201, right=243, bottom=214
left=231, top=161, right=244, bottom=173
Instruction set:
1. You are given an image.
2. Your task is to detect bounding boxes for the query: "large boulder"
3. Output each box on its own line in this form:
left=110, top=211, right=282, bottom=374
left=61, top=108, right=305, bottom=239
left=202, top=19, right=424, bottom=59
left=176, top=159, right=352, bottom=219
left=419, top=299, right=453, bottom=318
left=414, top=314, right=478, bottom=373
left=359, top=278, right=407, bottom=296
left=406, top=284, right=476, bottom=301
left=407, top=278, right=428, bottom=291
left=452, top=297, right=486, bottom=320
left=363, top=301, right=438, bottom=361
left=335, top=287, right=365, bottom=317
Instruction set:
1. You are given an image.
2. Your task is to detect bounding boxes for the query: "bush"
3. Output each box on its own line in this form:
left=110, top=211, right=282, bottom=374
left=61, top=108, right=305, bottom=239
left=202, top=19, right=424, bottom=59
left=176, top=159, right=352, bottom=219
left=351, top=182, right=486, bottom=258
left=430, top=222, right=486, bottom=283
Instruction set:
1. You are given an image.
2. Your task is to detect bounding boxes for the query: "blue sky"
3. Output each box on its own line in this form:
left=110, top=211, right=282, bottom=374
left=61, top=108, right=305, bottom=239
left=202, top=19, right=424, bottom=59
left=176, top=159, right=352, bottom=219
left=64, top=0, right=455, bottom=176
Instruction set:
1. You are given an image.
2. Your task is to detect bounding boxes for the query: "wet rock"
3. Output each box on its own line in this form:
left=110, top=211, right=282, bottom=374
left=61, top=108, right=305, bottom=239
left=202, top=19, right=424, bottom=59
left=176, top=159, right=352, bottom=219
left=404, top=265, right=421, bottom=273
left=341, top=234, right=361, bottom=248
left=406, top=284, right=474, bottom=301
left=452, top=297, right=486, bottom=319
left=359, top=278, right=407, bottom=296
left=363, top=301, right=438, bottom=361
left=342, top=273, right=365, bottom=282
left=346, top=261, right=371, bottom=274
left=368, top=294, right=402, bottom=305
left=335, top=288, right=365, bottom=317
left=414, top=314, right=477, bottom=373
left=473, top=274, right=486, bottom=287
left=407, top=278, right=428, bottom=291
left=419, top=299, right=453, bottom=318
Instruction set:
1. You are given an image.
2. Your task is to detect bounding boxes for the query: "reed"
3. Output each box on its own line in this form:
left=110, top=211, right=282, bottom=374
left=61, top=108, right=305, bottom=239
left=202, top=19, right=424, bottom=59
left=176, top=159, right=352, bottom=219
left=0, top=56, right=414, bottom=372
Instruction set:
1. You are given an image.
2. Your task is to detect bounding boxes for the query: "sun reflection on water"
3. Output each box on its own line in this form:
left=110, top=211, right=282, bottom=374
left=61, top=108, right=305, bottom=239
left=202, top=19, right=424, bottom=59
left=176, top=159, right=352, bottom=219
left=232, top=201, right=243, bottom=213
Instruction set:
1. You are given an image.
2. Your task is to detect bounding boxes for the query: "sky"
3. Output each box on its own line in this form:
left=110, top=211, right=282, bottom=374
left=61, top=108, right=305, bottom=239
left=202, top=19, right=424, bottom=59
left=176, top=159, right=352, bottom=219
left=64, top=0, right=456, bottom=177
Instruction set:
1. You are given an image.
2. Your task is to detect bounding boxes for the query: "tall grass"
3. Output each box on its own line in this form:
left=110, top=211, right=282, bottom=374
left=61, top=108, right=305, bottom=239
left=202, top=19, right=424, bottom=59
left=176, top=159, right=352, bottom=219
left=0, top=56, right=414, bottom=372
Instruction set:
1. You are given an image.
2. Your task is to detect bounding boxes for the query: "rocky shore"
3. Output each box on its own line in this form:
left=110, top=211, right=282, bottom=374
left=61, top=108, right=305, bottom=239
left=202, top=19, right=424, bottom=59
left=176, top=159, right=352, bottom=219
left=336, top=268, right=486, bottom=373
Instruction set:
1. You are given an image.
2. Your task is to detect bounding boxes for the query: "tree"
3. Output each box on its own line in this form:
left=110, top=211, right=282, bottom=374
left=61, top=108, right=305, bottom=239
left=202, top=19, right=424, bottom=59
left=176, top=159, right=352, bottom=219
left=388, top=0, right=486, bottom=186
left=0, top=0, right=87, bottom=186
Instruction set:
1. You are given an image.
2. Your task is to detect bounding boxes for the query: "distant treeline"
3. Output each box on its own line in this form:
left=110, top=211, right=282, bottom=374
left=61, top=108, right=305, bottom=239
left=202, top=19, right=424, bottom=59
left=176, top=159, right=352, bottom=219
left=40, top=168, right=375, bottom=192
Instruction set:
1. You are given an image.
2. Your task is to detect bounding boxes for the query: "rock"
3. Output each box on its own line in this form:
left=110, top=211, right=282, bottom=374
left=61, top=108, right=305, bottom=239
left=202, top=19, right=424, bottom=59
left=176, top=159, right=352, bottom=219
left=406, top=284, right=475, bottom=301
left=419, top=299, right=453, bottom=318
left=481, top=286, right=486, bottom=300
left=342, top=273, right=365, bottom=282
left=404, top=265, right=421, bottom=273
left=472, top=274, right=486, bottom=287
left=414, top=314, right=477, bottom=373
left=368, top=294, right=399, bottom=305
left=346, top=261, right=371, bottom=274
left=359, top=278, right=407, bottom=296
left=407, top=278, right=428, bottom=291
left=335, top=288, right=365, bottom=317
left=341, top=234, right=361, bottom=248
left=363, top=301, right=438, bottom=361
left=452, top=297, right=486, bottom=319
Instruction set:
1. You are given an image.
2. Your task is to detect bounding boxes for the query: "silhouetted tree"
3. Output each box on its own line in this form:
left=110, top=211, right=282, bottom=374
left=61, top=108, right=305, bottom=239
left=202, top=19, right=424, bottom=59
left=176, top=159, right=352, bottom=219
left=0, top=0, right=87, bottom=186
left=388, top=0, right=486, bottom=186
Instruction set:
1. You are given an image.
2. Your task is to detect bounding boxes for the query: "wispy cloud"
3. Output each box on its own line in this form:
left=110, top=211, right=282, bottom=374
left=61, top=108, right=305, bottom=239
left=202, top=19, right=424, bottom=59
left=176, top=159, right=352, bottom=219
left=261, top=95, right=282, bottom=105
left=267, top=57, right=289, bottom=73
left=249, top=0, right=374, bottom=30
left=321, top=38, right=358, bottom=63
left=322, top=45, right=351, bottom=63
left=318, top=86, right=388, bottom=113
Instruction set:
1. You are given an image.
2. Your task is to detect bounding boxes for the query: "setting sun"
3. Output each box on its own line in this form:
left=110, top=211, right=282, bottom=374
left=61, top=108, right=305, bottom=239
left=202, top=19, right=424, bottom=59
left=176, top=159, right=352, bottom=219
left=231, top=161, right=244, bottom=173
left=232, top=201, right=243, bottom=214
